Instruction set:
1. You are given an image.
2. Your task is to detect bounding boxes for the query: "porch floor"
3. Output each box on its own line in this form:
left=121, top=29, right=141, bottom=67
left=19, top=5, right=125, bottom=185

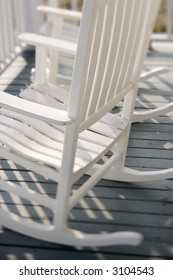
left=0, top=41, right=173, bottom=260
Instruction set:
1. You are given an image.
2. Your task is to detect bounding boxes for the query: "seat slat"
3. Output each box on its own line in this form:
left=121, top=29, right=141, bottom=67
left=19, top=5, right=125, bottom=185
left=20, top=86, right=128, bottom=148
left=90, top=122, right=123, bottom=139
left=0, top=115, right=59, bottom=149
left=0, top=132, right=62, bottom=169
left=79, top=129, right=113, bottom=147
left=0, top=125, right=63, bottom=158
left=0, top=108, right=117, bottom=150
left=0, top=113, right=112, bottom=154
left=0, top=108, right=65, bottom=141
left=0, top=108, right=125, bottom=175
left=0, top=128, right=102, bottom=171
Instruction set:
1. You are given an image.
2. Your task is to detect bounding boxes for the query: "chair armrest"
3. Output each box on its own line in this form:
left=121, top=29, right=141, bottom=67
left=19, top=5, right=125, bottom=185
left=19, top=33, right=77, bottom=55
left=37, top=6, right=82, bottom=21
left=0, top=91, right=73, bottom=125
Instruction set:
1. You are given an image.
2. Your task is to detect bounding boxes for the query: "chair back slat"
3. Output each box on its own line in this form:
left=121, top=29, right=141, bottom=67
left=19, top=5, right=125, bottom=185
left=80, top=4, right=107, bottom=120
left=68, top=0, right=160, bottom=131
left=121, top=1, right=150, bottom=90
left=96, top=0, right=125, bottom=109
left=86, top=1, right=123, bottom=118
left=120, top=0, right=142, bottom=90
left=110, top=0, right=139, bottom=97
left=105, top=0, right=134, bottom=103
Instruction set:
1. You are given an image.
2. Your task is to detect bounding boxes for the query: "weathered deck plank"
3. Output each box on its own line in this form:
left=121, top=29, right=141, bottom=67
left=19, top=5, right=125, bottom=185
left=0, top=42, right=173, bottom=260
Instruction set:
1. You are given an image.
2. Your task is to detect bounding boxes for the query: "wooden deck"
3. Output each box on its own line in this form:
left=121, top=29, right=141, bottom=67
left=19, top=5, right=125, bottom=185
left=0, top=41, right=173, bottom=260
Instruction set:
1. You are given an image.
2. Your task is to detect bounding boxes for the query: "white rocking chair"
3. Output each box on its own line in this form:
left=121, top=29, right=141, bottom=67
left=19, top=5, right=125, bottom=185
left=0, top=0, right=169, bottom=247
left=19, top=0, right=171, bottom=124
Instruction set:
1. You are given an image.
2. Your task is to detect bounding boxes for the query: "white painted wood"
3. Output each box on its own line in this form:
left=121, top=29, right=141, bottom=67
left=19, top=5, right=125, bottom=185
left=0, top=0, right=42, bottom=72
left=37, top=6, right=82, bottom=20
left=0, top=91, right=73, bottom=125
left=20, top=0, right=170, bottom=123
left=19, top=33, right=77, bottom=54
left=1, top=0, right=167, bottom=247
left=133, top=102, right=173, bottom=122
left=19, top=32, right=77, bottom=84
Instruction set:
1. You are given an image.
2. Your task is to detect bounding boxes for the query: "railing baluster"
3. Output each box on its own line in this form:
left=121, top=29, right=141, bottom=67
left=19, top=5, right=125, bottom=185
left=0, top=0, right=42, bottom=74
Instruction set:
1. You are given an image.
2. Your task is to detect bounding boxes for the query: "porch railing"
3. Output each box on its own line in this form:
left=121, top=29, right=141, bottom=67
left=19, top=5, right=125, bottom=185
left=0, top=0, right=173, bottom=75
left=0, top=0, right=42, bottom=73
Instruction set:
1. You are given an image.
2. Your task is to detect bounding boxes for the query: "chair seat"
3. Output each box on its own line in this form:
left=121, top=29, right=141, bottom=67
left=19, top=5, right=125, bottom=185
left=0, top=107, right=128, bottom=181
